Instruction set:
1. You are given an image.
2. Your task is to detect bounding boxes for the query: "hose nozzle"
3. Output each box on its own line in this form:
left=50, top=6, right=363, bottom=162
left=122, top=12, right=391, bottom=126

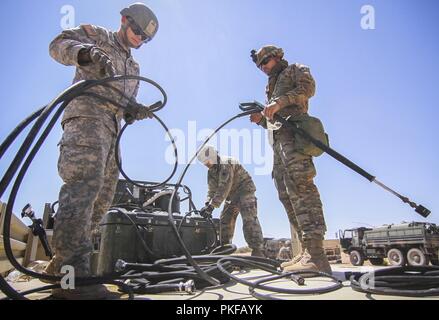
left=415, top=205, right=431, bottom=218
left=115, top=259, right=127, bottom=272
left=179, top=280, right=195, bottom=294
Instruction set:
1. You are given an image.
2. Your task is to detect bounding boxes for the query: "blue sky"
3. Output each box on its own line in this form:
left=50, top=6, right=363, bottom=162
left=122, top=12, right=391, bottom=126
left=0, top=0, right=438, bottom=247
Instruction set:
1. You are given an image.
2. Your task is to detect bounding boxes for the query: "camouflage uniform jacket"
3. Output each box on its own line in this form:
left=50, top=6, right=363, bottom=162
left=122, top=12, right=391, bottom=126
left=259, top=63, right=316, bottom=129
left=49, top=24, right=140, bottom=133
left=206, top=157, right=256, bottom=208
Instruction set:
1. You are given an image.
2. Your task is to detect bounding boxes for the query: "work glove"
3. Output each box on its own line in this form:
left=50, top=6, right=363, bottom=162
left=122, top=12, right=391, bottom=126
left=79, top=47, right=116, bottom=77
left=123, top=100, right=163, bottom=124
left=199, top=204, right=214, bottom=218
left=123, top=102, right=155, bottom=125
left=135, top=105, right=154, bottom=120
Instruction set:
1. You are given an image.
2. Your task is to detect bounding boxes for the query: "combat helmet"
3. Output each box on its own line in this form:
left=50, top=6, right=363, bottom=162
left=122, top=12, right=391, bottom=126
left=121, top=3, right=159, bottom=39
left=251, top=45, right=284, bottom=67
left=197, top=146, right=218, bottom=164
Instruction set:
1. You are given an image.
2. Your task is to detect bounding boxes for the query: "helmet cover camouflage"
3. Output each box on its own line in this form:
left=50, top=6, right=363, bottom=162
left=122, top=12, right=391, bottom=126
left=251, top=45, right=284, bottom=67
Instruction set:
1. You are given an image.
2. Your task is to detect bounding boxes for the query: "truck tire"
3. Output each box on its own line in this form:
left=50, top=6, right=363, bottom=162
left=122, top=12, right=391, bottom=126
left=350, top=250, right=364, bottom=266
left=407, top=248, right=429, bottom=266
left=387, top=248, right=406, bottom=266
left=369, top=258, right=384, bottom=266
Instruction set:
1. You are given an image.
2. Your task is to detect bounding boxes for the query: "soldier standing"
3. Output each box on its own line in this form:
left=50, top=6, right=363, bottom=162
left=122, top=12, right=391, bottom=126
left=198, top=146, right=265, bottom=257
left=249, top=45, right=331, bottom=274
left=46, top=3, right=159, bottom=299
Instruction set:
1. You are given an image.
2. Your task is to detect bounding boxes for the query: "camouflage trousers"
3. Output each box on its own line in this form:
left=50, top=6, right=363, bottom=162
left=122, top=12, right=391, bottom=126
left=272, top=128, right=327, bottom=256
left=51, top=117, right=119, bottom=277
left=220, top=193, right=264, bottom=250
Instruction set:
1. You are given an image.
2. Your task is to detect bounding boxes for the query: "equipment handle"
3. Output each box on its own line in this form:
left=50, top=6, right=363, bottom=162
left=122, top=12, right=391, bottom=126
left=239, top=101, right=264, bottom=113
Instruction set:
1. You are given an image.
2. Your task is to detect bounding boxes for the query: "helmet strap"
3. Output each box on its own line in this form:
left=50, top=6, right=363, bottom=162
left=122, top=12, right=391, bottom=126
left=118, top=21, right=131, bottom=48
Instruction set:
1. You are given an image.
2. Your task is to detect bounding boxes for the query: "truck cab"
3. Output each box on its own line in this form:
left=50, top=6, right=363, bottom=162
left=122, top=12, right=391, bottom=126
left=339, top=227, right=370, bottom=251
left=339, top=227, right=372, bottom=266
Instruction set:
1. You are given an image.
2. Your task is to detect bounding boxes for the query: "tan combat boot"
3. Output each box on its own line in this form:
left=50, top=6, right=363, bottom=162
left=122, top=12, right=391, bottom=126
left=282, top=239, right=332, bottom=275
left=280, top=252, right=304, bottom=268
left=282, top=250, right=319, bottom=273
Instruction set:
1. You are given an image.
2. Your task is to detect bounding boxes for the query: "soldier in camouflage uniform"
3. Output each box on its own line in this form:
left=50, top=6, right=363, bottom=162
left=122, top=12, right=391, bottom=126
left=250, top=45, right=331, bottom=274
left=277, top=240, right=293, bottom=262
left=197, top=146, right=265, bottom=257
left=46, top=3, right=160, bottom=299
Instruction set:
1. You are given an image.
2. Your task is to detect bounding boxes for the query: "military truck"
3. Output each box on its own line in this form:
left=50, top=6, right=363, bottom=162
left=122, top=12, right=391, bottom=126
left=339, top=222, right=439, bottom=266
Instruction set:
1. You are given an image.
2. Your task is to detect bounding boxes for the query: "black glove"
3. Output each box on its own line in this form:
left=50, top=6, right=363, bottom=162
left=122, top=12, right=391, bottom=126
left=79, top=47, right=116, bottom=77
left=199, top=204, right=214, bottom=218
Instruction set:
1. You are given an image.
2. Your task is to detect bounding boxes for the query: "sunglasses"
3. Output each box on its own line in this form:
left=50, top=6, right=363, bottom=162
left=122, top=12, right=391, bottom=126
left=259, top=56, right=273, bottom=67
left=126, top=16, right=151, bottom=42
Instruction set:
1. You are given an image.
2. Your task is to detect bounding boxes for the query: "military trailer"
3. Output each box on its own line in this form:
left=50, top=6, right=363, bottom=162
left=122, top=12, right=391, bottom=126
left=339, top=222, right=439, bottom=266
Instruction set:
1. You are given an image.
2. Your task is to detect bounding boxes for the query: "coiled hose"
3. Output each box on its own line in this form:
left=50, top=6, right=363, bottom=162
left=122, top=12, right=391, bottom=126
left=0, top=75, right=173, bottom=299
left=350, top=265, right=439, bottom=297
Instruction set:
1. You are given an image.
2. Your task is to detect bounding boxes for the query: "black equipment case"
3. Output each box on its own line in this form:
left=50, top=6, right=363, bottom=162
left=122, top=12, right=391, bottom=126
left=97, top=209, right=219, bottom=275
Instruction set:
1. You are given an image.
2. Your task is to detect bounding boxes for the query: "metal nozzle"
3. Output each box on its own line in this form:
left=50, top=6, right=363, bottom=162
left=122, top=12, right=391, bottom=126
left=115, top=259, right=127, bottom=272
left=373, top=179, right=432, bottom=218
left=290, top=274, right=305, bottom=286
left=415, top=205, right=431, bottom=218
left=179, top=280, right=195, bottom=294
left=21, top=203, right=34, bottom=219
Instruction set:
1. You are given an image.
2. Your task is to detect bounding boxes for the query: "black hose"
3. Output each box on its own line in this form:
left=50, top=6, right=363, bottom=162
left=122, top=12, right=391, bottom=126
left=177, top=212, right=194, bottom=232
left=114, top=114, right=178, bottom=190
left=203, top=217, right=219, bottom=253
left=350, top=266, right=439, bottom=297
left=0, top=80, right=90, bottom=197
left=1, top=280, right=135, bottom=301
left=2, top=75, right=254, bottom=300
left=239, top=102, right=376, bottom=182
left=153, top=254, right=280, bottom=272
left=216, top=256, right=343, bottom=299
left=165, top=110, right=257, bottom=287
left=116, top=257, right=237, bottom=293
left=50, top=201, right=58, bottom=214
left=111, top=207, right=157, bottom=258
left=209, top=244, right=237, bottom=256
left=248, top=271, right=342, bottom=300
left=239, top=101, right=431, bottom=217
left=0, top=75, right=170, bottom=299
left=0, top=107, right=45, bottom=159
